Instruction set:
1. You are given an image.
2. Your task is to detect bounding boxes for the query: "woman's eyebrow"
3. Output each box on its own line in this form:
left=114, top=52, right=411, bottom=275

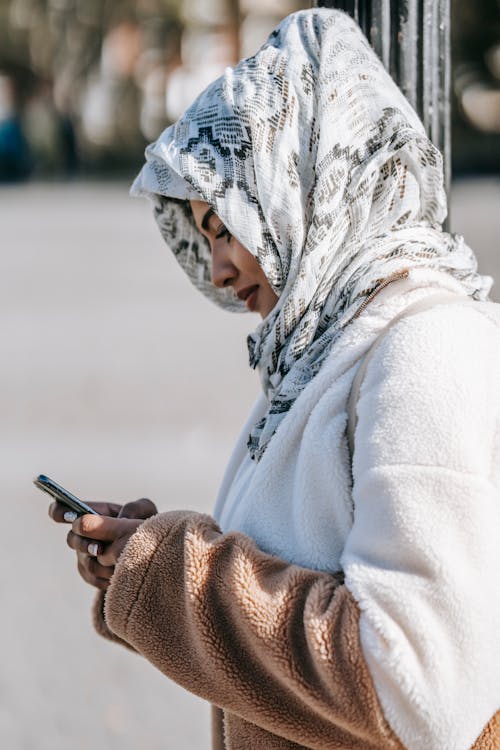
left=201, top=207, right=215, bottom=231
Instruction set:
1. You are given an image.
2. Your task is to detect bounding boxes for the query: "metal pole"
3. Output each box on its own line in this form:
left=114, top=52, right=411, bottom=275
left=315, top=0, right=451, bottom=201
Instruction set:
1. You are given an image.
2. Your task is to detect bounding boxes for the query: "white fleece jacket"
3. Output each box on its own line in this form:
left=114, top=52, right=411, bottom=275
left=213, top=267, right=500, bottom=750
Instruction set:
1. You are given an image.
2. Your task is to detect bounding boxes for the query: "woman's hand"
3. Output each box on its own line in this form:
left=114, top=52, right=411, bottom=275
left=67, top=514, right=143, bottom=589
left=49, top=498, right=157, bottom=590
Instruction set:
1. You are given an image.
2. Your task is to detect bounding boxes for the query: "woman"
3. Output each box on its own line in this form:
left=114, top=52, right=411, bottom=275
left=50, top=8, right=500, bottom=750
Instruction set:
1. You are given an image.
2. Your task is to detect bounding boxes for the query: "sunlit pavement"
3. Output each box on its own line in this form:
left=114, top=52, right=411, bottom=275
left=1, top=178, right=499, bottom=749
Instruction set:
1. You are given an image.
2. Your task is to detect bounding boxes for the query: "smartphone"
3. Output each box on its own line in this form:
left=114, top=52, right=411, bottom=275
left=34, top=474, right=100, bottom=516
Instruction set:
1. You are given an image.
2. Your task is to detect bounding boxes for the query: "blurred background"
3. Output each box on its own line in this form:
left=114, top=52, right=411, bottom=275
left=0, top=0, right=499, bottom=180
left=0, top=0, right=309, bottom=179
left=1, top=1, right=499, bottom=749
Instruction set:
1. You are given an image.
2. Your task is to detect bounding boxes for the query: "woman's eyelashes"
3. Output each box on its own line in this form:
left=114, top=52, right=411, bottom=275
left=215, top=224, right=233, bottom=242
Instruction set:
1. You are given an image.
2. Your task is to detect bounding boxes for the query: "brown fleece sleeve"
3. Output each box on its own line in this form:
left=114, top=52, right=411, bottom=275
left=103, top=510, right=404, bottom=750
left=210, top=706, right=226, bottom=750
left=471, top=712, right=500, bottom=750
left=92, top=591, right=136, bottom=652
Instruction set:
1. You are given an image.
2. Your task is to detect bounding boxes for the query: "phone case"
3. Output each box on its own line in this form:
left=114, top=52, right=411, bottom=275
left=34, top=474, right=99, bottom=516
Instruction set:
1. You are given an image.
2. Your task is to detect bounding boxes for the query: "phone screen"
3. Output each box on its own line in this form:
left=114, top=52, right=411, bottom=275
left=34, top=474, right=100, bottom=516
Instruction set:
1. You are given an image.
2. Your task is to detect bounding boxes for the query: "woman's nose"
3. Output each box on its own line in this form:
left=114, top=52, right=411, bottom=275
left=211, top=242, right=237, bottom=288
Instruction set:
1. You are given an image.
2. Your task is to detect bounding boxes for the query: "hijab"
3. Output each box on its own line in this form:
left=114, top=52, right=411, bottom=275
left=131, top=8, right=492, bottom=460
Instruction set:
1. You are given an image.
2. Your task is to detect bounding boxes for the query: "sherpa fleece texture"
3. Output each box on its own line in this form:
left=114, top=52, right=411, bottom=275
left=101, top=511, right=402, bottom=749
left=95, top=269, right=500, bottom=750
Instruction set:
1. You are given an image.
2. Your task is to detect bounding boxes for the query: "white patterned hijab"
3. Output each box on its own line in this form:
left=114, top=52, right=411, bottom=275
left=131, top=8, right=491, bottom=460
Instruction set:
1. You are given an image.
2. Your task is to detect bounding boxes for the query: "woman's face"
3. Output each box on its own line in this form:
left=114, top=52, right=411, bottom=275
left=190, top=200, right=278, bottom=319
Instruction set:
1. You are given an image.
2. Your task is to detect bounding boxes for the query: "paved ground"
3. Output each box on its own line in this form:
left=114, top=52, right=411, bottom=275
left=1, top=178, right=499, bottom=749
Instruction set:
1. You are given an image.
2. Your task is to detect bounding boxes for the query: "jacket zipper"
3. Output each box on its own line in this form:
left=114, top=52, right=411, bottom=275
left=350, top=268, right=410, bottom=321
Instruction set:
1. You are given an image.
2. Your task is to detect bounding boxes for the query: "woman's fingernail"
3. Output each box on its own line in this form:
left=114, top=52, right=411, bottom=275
left=88, top=543, right=99, bottom=557
left=64, top=511, right=78, bottom=523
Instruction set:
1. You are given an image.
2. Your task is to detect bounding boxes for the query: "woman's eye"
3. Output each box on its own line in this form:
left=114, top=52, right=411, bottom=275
left=215, top=225, right=233, bottom=242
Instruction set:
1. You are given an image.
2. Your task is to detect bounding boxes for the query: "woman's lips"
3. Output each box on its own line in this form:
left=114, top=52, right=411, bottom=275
left=245, top=287, right=259, bottom=311
left=238, top=285, right=259, bottom=311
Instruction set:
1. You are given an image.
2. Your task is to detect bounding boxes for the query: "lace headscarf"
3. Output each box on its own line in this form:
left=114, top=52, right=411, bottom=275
left=131, top=8, right=491, bottom=461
